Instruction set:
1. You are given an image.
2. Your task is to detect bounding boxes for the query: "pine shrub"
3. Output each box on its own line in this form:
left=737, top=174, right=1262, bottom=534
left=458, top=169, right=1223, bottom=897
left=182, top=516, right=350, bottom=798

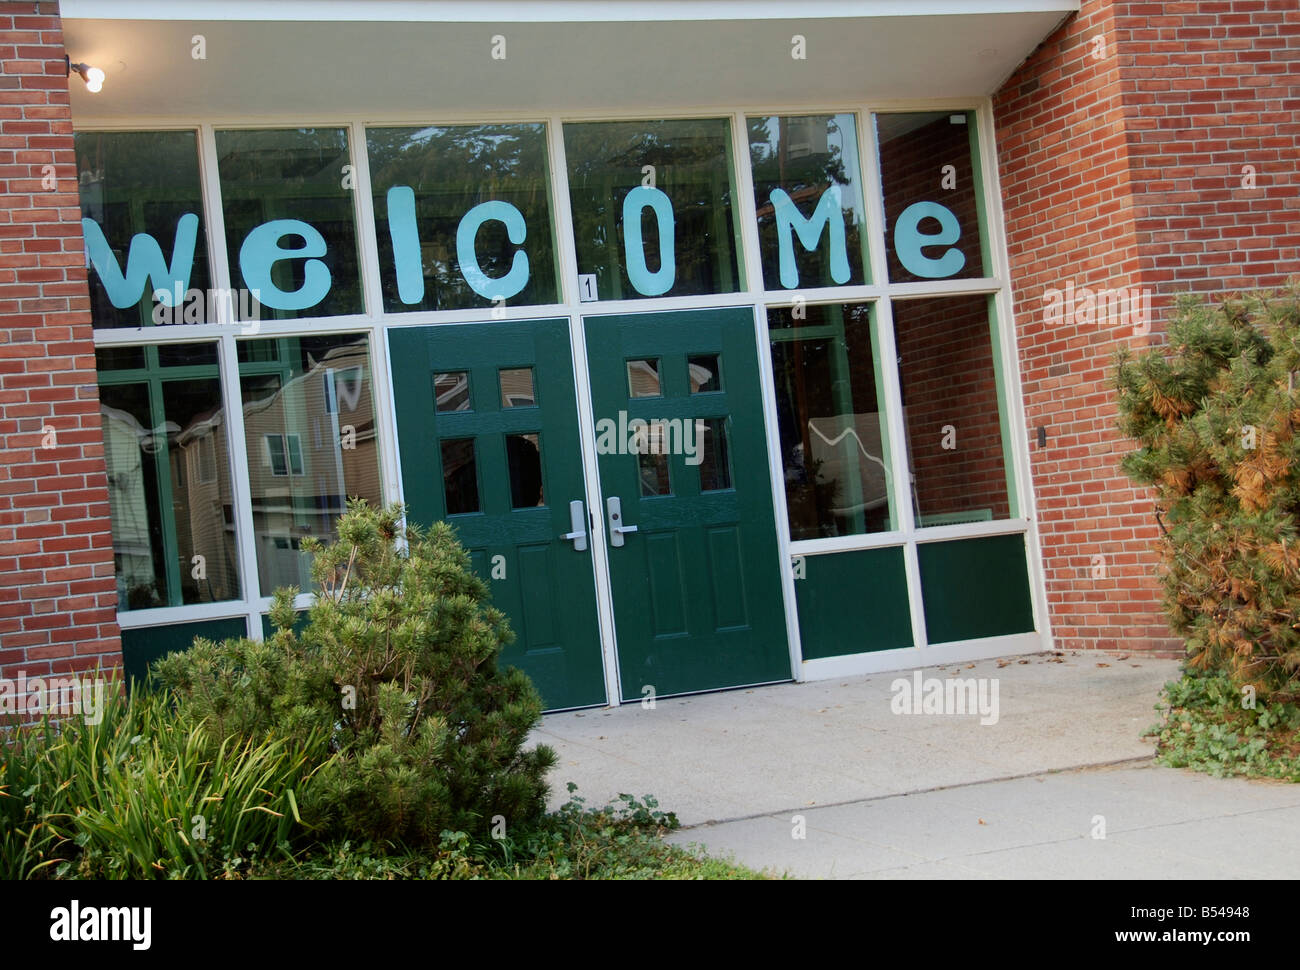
left=1115, top=282, right=1300, bottom=695
left=153, top=500, right=557, bottom=847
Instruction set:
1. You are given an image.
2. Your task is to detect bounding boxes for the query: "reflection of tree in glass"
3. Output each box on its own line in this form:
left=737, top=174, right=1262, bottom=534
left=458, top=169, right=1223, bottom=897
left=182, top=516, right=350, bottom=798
left=564, top=120, right=740, bottom=300
left=74, top=131, right=214, bottom=329
left=367, top=124, right=558, bottom=311
left=747, top=115, right=866, bottom=289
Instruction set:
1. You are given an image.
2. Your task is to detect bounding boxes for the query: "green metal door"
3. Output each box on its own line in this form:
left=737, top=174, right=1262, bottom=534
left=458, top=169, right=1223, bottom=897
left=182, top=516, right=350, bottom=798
left=389, top=320, right=606, bottom=710
left=584, top=307, right=791, bottom=699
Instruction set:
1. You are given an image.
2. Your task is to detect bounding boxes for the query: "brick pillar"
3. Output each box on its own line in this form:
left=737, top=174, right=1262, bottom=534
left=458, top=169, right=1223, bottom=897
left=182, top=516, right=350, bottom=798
left=0, top=1, right=121, bottom=698
left=993, top=0, right=1300, bottom=656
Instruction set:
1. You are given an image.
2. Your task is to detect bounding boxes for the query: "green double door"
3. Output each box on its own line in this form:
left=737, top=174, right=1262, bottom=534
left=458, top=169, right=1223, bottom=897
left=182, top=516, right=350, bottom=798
left=389, top=308, right=789, bottom=710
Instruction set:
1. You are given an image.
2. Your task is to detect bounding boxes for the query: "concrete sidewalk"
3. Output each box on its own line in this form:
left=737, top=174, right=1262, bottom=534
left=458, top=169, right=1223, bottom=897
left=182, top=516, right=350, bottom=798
left=533, top=651, right=1300, bottom=877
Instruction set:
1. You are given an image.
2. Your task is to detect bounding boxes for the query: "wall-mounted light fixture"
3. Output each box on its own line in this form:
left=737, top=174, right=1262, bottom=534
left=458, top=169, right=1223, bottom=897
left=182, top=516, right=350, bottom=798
left=65, top=55, right=105, bottom=93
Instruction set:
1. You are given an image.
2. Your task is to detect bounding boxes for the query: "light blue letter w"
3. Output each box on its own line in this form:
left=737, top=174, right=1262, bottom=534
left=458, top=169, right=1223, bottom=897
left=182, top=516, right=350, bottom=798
left=82, top=213, right=199, bottom=309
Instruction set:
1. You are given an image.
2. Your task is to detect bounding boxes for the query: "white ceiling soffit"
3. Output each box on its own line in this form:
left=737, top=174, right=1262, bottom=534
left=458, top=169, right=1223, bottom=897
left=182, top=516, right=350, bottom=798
left=62, top=2, right=1079, bottom=121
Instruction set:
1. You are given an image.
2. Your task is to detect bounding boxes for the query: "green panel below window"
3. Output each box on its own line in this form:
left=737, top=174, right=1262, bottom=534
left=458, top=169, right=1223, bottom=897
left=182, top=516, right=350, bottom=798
left=795, top=546, right=913, bottom=659
left=917, top=534, right=1035, bottom=644
left=121, top=617, right=248, bottom=687
left=261, top=611, right=310, bottom=640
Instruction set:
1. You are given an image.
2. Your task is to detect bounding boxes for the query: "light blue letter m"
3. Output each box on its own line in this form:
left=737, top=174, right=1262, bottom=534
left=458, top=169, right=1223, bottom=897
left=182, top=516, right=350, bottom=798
left=771, top=186, right=849, bottom=289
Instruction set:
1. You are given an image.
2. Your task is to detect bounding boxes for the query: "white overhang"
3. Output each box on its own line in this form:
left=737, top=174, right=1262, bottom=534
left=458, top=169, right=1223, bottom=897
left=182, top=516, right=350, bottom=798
left=61, top=0, right=1078, bottom=121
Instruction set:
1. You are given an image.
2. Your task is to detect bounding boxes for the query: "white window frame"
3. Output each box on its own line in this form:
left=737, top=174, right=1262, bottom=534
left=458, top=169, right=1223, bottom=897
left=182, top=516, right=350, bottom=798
left=83, top=99, right=1051, bottom=694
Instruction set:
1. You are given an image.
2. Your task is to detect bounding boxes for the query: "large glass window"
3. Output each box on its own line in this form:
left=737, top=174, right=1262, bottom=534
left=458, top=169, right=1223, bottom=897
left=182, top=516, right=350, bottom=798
left=564, top=118, right=742, bottom=301
left=892, top=294, right=1014, bottom=525
left=216, top=128, right=363, bottom=321
left=97, top=342, right=240, bottom=610
left=237, top=334, right=383, bottom=595
left=75, top=130, right=213, bottom=329
left=748, top=114, right=869, bottom=290
left=367, top=123, right=560, bottom=312
left=876, top=110, right=987, bottom=283
left=769, top=302, right=894, bottom=540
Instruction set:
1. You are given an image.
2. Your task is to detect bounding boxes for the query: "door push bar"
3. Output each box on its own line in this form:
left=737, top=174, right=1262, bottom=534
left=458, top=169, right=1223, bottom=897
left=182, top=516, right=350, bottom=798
left=606, top=496, right=638, bottom=548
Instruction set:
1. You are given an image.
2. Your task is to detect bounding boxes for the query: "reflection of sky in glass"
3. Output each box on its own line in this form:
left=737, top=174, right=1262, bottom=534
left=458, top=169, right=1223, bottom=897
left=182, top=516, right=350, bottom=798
left=751, top=114, right=865, bottom=228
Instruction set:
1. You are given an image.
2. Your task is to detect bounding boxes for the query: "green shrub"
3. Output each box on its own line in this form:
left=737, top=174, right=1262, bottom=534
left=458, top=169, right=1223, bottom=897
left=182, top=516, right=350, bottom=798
left=154, top=500, right=558, bottom=847
left=1115, top=282, right=1300, bottom=695
left=0, top=678, right=322, bottom=879
left=1149, top=665, right=1300, bottom=781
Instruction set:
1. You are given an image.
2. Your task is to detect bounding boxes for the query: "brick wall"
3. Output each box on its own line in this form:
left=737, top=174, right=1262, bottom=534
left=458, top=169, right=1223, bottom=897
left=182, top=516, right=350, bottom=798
left=993, top=0, right=1300, bottom=655
left=0, top=1, right=121, bottom=700
left=893, top=294, right=1013, bottom=523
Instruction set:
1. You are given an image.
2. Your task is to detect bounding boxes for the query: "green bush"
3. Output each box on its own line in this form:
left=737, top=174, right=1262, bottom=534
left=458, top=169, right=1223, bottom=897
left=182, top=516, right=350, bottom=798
left=153, top=500, right=558, bottom=847
left=0, top=678, right=322, bottom=879
left=1115, top=282, right=1300, bottom=695
left=1149, top=665, right=1300, bottom=781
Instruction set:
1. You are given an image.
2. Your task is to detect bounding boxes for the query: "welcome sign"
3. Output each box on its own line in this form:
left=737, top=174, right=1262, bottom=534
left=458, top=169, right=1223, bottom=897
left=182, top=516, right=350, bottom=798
left=83, top=187, right=967, bottom=316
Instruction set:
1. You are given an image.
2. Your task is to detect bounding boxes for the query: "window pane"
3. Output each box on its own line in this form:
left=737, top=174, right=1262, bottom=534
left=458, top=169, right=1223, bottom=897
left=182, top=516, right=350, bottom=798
left=98, top=346, right=240, bottom=610
left=697, top=418, right=731, bottom=492
left=748, top=114, right=869, bottom=290
left=434, top=372, right=471, bottom=412
left=506, top=433, right=545, bottom=508
left=95, top=346, right=145, bottom=371
left=876, top=110, right=986, bottom=283
left=216, top=128, right=362, bottom=320
left=627, top=358, right=661, bottom=398
left=769, top=302, right=894, bottom=540
left=499, top=368, right=535, bottom=408
left=157, top=342, right=217, bottom=367
left=688, top=354, right=720, bottom=393
left=367, top=123, right=559, bottom=311
left=441, top=438, right=480, bottom=514
left=638, top=449, right=671, bottom=497
left=564, top=118, right=741, bottom=300
left=893, top=295, right=1013, bottom=525
left=75, top=130, right=213, bottom=329
left=238, top=334, right=383, bottom=595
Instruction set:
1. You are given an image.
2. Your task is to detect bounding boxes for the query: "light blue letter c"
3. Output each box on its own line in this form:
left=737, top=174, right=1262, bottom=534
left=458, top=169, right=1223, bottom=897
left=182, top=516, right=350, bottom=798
left=456, top=200, right=530, bottom=301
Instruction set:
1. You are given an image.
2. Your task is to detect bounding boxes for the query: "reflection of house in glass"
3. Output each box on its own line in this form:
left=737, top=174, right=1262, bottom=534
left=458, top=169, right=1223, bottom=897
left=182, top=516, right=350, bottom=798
left=238, top=340, right=381, bottom=594
left=100, top=404, right=158, bottom=605
left=100, top=387, right=240, bottom=611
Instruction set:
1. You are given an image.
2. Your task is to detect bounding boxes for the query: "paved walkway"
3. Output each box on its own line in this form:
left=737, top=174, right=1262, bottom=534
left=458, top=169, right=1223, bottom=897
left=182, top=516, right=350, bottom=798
left=533, top=651, right=1300, bottom=877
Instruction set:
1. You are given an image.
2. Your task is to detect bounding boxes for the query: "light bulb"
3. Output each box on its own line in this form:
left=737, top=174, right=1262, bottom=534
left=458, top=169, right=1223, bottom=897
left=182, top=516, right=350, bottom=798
left=85, top=67, right=104, bottom=93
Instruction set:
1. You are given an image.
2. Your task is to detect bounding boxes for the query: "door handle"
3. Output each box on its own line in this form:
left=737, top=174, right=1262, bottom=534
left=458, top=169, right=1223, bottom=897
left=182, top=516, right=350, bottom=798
left=606, top=496, right=638, bottom=548
left=560, top=499, right=588, bottom=552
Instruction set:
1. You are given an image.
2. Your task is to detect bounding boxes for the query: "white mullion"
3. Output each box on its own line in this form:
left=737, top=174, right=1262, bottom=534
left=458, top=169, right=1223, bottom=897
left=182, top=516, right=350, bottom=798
left=976, top=98, right=1053, bottom=650
left=860, top=106, right=928, bottom=652
left=349, top=119, right=384, bottom=320
left=114, top=601, right=255, bottom=630
left=730, top=109, right=804, bottom=681
left=872, top=296, right=928, bottom=653
left=346, top=119, right=403, bottom=511
left=547, top=115, right=620, bottom=706
left=887, top=277, right=1002, bottom=299
left=197, top=124, right=234, bottom=324
left=216, top=329, right=262, bottom=622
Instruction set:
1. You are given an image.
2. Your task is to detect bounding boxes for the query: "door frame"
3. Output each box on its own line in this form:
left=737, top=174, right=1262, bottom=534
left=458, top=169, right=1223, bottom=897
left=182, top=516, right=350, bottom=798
left=575, top=305, right=800, bottom=705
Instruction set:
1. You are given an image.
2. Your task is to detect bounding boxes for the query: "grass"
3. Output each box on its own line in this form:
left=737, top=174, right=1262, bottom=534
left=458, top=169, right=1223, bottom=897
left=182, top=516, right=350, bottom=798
left=1147, top=665, right=1300, bottom=782
left=244, top=788, right=770, bottom=880
left=1, top=688, right=766, bottom=880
